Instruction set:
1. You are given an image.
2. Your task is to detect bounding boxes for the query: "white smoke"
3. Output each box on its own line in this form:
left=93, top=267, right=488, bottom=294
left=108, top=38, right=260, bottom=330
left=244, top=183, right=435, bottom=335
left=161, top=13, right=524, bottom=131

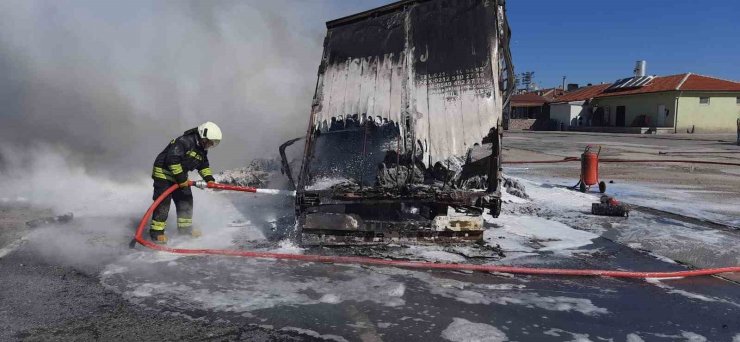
left=0, top=0, right=386, bottom=178
left=0, top=144, right=148, bottom=216
left=0, top=0, right=392, bottom=268
left=0, top=143, right=260, bottom=270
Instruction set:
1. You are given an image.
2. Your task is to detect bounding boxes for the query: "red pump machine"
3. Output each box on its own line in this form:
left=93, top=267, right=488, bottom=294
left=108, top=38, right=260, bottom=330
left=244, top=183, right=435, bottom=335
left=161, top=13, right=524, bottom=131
left=577, top=145, right=606, bottom=193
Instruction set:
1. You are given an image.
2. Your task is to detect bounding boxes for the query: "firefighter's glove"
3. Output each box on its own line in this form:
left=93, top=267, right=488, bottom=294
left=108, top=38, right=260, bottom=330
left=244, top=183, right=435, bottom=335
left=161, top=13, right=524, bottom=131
left=178, top=180, right=191, bottom=189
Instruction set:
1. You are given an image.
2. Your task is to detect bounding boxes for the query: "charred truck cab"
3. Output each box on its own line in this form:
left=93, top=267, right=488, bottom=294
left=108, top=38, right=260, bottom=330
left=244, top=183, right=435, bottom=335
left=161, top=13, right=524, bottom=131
left=282, top=0, right=514, bottom=245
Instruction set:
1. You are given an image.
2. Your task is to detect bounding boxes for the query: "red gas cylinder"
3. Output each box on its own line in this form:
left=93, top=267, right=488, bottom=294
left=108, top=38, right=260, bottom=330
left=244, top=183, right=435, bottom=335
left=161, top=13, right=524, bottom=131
left=581, top=145, right=600, bottom=186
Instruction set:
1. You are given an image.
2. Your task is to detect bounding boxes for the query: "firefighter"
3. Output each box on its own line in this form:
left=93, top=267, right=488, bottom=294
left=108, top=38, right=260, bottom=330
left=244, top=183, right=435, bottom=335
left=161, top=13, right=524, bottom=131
left=149, top=121, right=222, bottom=244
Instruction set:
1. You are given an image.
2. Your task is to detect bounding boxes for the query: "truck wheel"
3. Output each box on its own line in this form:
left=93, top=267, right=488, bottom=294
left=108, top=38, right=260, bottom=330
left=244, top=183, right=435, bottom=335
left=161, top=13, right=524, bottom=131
left=491, top=198, right=502, bottom=218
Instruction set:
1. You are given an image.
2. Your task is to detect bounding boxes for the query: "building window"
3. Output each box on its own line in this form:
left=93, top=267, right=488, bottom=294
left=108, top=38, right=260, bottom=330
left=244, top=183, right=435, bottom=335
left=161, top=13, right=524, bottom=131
left=699, top=97, right=710, bottom=105
left=510, top=106, right=540, bottom=119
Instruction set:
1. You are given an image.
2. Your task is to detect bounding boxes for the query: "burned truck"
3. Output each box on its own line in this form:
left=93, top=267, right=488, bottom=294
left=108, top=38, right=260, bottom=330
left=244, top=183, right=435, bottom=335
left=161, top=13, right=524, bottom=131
left=281, top=0, right=514, bottom=245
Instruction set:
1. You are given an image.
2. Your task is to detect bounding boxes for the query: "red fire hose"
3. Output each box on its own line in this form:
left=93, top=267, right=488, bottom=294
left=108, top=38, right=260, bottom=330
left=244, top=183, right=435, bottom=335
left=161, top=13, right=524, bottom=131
left=131, top=181, right=740, bottom=279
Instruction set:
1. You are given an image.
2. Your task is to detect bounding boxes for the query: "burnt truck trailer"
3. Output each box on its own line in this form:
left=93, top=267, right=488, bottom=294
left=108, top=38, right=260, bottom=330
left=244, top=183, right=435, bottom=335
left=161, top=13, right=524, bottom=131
left=281, top=0, right=514, bottom=245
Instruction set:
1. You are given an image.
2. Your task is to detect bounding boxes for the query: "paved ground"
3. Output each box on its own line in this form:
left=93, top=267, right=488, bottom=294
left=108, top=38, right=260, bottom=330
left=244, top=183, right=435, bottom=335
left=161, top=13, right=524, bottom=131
left=503, top=131, right=740, bottom=197
left=1, top=132, right=740, bottom=341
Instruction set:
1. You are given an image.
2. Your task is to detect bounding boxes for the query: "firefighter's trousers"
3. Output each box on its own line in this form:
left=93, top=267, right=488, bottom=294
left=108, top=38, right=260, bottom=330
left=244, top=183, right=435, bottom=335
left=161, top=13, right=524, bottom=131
left=150, top=179, right=193, bottom=232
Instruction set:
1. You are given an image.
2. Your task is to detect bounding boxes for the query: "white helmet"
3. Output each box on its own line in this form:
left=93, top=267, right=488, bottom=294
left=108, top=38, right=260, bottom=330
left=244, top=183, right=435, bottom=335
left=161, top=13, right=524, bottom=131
left=197, top=121, right=222, bottom=149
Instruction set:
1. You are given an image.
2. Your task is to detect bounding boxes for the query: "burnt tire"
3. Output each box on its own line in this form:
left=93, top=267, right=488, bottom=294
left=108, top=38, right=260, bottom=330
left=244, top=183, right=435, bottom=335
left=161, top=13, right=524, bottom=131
left=598, top=181, right=607, bottom=193
left=490, top=198, right=502, bottom=218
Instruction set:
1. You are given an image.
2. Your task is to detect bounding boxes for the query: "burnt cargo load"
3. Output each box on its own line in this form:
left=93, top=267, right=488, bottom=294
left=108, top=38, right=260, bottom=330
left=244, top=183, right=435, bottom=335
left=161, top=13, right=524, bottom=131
left=284, top=0, right=514, bottom=245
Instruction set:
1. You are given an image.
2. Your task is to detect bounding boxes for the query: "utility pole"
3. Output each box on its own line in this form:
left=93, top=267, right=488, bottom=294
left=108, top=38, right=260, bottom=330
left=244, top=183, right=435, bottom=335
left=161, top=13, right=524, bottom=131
left=562, top=76, right=566, bottom=90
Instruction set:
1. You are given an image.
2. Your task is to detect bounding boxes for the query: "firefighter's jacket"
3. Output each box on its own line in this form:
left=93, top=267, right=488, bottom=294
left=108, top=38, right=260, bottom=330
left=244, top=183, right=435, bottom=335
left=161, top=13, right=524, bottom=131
left=152, top=128, right=216, bottom=184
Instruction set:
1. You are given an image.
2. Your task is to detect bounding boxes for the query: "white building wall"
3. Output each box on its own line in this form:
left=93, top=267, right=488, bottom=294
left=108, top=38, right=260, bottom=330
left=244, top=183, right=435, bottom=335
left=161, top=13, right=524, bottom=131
left=550, top=101, right=586, bottom=126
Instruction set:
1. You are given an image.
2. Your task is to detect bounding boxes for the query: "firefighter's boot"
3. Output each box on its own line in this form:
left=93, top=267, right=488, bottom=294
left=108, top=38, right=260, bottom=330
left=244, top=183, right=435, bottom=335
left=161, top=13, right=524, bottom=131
left=177, top=218, right=201, bottom=238
left=177, top=226, right=202, bottom=238
left=150, top=220, right=168, bottom=245
left=149, top=229, right=168, bottom=245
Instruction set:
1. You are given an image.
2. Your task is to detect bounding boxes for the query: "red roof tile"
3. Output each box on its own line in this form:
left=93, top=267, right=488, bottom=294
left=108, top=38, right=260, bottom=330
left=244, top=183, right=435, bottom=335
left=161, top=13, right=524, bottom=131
left=538, top=88, right=566, bottom=101
left=552, top=84, right=611, bottom=103
left=511, top=92, right=548, bottom=106
left=679, top=74, right=740, bottom=91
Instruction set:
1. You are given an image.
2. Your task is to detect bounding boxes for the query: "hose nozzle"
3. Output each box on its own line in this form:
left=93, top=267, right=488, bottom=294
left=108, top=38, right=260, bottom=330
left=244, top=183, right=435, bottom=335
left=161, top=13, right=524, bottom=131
left=193, top=180, right=208, bottom=189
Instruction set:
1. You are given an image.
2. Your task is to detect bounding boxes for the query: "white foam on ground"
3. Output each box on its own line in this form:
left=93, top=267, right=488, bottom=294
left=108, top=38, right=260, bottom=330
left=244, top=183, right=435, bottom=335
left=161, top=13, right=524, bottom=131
left=626, top=333, right=645, bottom=342
left=441, top=318, right=508, bottom=342
left=270, top=239, right=305, bottom=254
left=607, top=181, right=740, bottom=228
left=543, top=328, right=601, bottom=342
left=130, top=250, right=187, bottom=264
left=279, top=327, right=349, bottom=342
left=429, top=287, right=609, bottom=316
left=501, top=190, right=529, bottom=204
left=503, top=175, right=740, bottom=271
left=376, top=322, right=392, bottom=329
left=542, top=328, right=593, bottom=341
left=100, top=265, right=128, bottom=276
left=518, top=178, right=597, bottom=212
left=319, top=294, right=341, bottom=304
left=366, top=267, right=609, bottom=316
left=645, top=279, right=718, bottom=303
left=103, top=253, right=607, bottom=324
left=484, top=214, right=598, bottom=257
left=615, top=216, right=740, bottom=269
left=103, top=258, right=408, bottom=312
left=733, top=333, right=740, bottom=342
left=644, top=278, right=739, bottom=308
left=647, top=252, right=677, bottom=264
left=408, top=246, right=466, bottom=263
left=681, top=331, right=708, bottom=342
left=0, top=238, right=26, bottom=259
left=622, top=218, right=724, bottom=246
left=484, top=284, right=526, bottom=290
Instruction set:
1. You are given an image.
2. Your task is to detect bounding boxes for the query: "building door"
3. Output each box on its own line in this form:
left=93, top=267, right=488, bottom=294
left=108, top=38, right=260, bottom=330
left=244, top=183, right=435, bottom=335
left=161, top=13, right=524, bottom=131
left=657, top=104, right=666, bottom=127
left=616, top=106, right=626, bottom=127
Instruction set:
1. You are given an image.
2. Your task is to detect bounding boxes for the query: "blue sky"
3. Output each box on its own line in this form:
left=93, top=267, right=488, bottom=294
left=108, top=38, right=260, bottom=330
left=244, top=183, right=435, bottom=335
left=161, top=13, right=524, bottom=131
left=506, top=0, right=740, bottom=88
left=331, top=0, right=740, bottom=88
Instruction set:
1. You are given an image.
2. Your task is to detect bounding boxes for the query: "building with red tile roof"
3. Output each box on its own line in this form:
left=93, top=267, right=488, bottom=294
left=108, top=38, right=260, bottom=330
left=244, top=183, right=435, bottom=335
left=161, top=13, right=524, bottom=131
left=508, top=88, right=569, bottom=130
left=549, top=73, right=740, bottom=133
left=508, top=92, right=548, bottom=130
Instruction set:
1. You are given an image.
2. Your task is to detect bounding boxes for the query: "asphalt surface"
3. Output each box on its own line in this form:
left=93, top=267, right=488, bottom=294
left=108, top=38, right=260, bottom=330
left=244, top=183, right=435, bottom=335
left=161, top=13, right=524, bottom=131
left=502, top=131, right=740, bottom=199
left=101, top=237, right=740, bottom=341
left=0, top=236, right=321, bottom=341
left=1, top=214, right=739, bottom=341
